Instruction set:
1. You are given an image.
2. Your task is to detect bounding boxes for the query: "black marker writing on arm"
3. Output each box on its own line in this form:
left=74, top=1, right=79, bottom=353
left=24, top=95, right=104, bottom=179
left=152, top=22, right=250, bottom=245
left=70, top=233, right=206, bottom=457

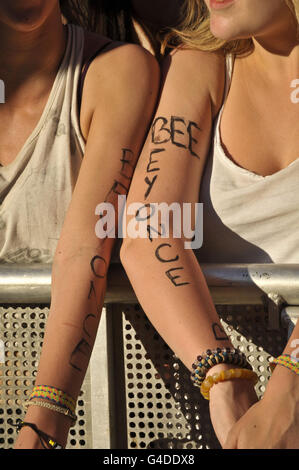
left=151, top=115, right=201, bottom=160
left=69, top=146, right=137, bottom=374
left=133, top=116, right=204, bottom=288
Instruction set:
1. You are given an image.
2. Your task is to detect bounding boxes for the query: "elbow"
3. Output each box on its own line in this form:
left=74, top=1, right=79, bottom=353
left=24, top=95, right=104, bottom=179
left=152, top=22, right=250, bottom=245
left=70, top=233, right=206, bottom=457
left=120, top=236, right=152, bottom=278
left=119, top=237, right=137, bottom=273
left=120, top=235, right=187, bottom=275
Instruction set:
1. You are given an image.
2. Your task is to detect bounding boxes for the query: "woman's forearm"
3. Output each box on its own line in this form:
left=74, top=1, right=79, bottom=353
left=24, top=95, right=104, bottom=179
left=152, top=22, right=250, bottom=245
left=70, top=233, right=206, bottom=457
left=121, top=236, right=233, bottom=371
left=121, top=236, right=259, bottom=448
left=15, top=239, right=114, bottom=448
left=35, top=242, right=112, bottom=395
left=265, top=320, right=299, bottom=398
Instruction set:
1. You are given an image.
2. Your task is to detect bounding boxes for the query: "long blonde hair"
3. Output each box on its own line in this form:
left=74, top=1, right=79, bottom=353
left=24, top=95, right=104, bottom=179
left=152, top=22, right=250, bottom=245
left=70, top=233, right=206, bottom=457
left=163, top=0, right=299, bottom=55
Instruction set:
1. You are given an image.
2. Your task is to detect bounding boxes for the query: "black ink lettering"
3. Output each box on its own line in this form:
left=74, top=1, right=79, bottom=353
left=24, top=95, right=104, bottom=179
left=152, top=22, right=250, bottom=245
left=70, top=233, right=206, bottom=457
left=144, top=175, right=158, bottom=200
left=151, top=116, right=201, bottom=159
left=88, top=280, right=97, bottom=300
left=105, top=180, right=129, bottom=202
left=212, top=323, right=229, bottom=341
left=155, top=243, right=179, bottom=263
left=152, top=117, right=171, bottom=144
left=135, top=203, right=155, bottom=221
left=187, top=121, right=201, bottom=159
left=88, top=280, right=102, bottom=314
left=147, top=148, right=165, bottom=172
left=170, top=116, right=187, bottom=149
left=83, top=314, right=96, bottom=338
left=147, top=224, right=164, bottom=242
left=165, top=267, right=190, bottom=287
left=69, top=339, right=91, bottom=372
left=90, top=255, right=107, bottom=279
left=120, top=148, right=135, bottom=180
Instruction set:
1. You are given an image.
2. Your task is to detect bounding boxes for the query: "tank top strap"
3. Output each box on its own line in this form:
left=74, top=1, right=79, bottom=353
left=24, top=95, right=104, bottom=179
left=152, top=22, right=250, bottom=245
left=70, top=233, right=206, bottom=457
left=223, top=53, right=235, bottom=100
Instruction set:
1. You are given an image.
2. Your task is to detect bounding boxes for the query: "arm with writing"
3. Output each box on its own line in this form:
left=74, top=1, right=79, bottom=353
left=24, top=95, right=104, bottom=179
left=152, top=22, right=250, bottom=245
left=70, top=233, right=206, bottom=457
left=120, top=49, right=257, bottom=447
left=14, top=44, right=160, bottom=449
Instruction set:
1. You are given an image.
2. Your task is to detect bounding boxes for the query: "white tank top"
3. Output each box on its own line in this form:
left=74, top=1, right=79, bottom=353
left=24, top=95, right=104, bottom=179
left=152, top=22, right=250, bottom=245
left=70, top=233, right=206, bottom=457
left=196, top=55, right=299, bottom=264
left=0, top=24, right=85, bottom=264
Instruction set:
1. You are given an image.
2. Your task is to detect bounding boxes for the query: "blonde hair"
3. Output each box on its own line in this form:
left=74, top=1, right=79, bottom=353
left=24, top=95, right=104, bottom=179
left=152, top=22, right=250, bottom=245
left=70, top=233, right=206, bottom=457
left=163, top=0, right=299, bottom=55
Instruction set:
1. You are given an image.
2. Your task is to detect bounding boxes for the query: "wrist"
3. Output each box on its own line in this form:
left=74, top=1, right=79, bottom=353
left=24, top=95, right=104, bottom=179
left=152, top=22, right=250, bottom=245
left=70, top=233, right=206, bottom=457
left=14, top=426, right=45, bottom=450
left=208, top=365, right=257, bottom=399
left=205, top=362, right=245, bottom=378
left=265, top=363, right=299, bottom=402
left=19, top=404, right=72, bottom=448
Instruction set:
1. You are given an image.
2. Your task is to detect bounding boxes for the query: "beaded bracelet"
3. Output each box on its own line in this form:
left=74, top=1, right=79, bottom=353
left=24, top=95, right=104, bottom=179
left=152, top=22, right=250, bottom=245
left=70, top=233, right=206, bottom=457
left=29, top=385, right=76, bottom=414
left=191, top=347, right=252, bottom=388
left=24, top=399, right=77, bottom=426
left=200, top=368, right=258, bottom=400
left=270, top=353, right=299, bottom=375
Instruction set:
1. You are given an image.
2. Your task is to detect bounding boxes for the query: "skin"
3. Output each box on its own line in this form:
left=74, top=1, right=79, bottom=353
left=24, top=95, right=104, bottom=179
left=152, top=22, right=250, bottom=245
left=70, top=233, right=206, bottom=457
left=209, top=0, right=299, bottom=177
left=121, top=0, right=299, bottom=448
left=207, top=0, right=299, bottom=449
left=0, top=0, right=160, bottom=448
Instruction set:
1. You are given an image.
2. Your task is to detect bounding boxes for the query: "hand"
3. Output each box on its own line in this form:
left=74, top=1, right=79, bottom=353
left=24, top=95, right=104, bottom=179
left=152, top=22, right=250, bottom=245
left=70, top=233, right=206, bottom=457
left=224, top=366, right=299, bottom=449
left=207, top=364, right=258, bottom=447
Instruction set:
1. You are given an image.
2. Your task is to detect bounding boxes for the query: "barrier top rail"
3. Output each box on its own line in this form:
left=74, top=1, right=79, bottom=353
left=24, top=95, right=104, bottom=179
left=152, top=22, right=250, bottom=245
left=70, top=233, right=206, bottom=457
left=0, top=263, right=299, bottom=306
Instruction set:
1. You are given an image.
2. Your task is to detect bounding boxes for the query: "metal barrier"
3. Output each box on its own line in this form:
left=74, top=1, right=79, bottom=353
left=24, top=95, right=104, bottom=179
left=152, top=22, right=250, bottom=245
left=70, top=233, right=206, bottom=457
left=0, top=263, right=298, bottom=449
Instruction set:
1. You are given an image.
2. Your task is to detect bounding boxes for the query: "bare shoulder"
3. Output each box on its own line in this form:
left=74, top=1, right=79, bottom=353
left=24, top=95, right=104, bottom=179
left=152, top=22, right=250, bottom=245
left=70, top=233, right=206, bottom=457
left=84, top=42, right=160, bottom=103
left=160, top=47, right=225, bottom=118
left=82, top=29, right=159, bottom=74
left=80, top=43, right=160, bottom=138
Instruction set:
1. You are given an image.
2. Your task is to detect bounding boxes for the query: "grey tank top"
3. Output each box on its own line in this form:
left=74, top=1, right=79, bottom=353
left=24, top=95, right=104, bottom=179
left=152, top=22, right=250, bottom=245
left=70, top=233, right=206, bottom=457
left=196, top=55, right=299, bottom=264
left=0, top=24, right=85, bottom=264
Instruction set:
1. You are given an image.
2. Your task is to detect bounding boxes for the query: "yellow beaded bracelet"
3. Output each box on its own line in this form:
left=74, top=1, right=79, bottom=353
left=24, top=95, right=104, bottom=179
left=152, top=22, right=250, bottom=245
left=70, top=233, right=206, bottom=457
left=200, top=368, right=258, bottom=400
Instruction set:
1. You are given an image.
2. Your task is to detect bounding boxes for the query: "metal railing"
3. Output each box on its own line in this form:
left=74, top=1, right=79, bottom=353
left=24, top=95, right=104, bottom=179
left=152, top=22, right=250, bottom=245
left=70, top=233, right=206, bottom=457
left=0, top=263, right=298, bottom=449
left=0, top=263, right=298, bottom=329
left=1, top=262, right=299, bottom=303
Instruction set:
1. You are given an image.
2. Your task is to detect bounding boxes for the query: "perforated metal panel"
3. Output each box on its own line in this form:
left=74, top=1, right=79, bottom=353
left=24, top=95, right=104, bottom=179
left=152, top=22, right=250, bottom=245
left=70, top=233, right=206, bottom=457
left=0, top=301, right=289, bottom=449
left=0, top=305, right=93, bottom=449
left=109, top=303, right=288, bottom=450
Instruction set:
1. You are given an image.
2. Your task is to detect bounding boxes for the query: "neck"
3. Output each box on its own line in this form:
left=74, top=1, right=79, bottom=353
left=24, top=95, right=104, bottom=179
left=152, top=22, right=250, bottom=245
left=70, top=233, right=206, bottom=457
left=250, top=7, right=299, bottom=78
left=0, top=6, right=66, bottom=93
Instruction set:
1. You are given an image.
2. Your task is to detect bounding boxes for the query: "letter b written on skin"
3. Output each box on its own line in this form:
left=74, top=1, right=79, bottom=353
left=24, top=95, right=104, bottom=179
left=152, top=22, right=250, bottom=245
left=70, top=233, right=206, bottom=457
left=151, top=115, right=201, bottom=159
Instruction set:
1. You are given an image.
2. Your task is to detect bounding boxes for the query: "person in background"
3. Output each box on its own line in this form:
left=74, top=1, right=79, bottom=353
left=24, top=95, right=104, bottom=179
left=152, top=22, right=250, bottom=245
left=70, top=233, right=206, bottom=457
left=120, top=0, right=299, bottom=449
left=0, top=0, right=159, bottom=448
left=60, top=0, right=184, bottom=59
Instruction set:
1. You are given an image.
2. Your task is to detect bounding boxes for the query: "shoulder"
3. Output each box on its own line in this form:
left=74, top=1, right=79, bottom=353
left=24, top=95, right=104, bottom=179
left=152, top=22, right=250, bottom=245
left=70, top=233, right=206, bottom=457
left=160, top=47, right=226, bottom=118
left=80, top=40, right=160, bottom=138
left=83, top=38, right=160, bottom=101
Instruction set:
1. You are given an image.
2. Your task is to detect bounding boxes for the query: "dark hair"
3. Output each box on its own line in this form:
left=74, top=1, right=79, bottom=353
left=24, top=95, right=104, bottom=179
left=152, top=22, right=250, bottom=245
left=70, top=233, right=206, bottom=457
left=60, top=0, right=141, bottom=43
